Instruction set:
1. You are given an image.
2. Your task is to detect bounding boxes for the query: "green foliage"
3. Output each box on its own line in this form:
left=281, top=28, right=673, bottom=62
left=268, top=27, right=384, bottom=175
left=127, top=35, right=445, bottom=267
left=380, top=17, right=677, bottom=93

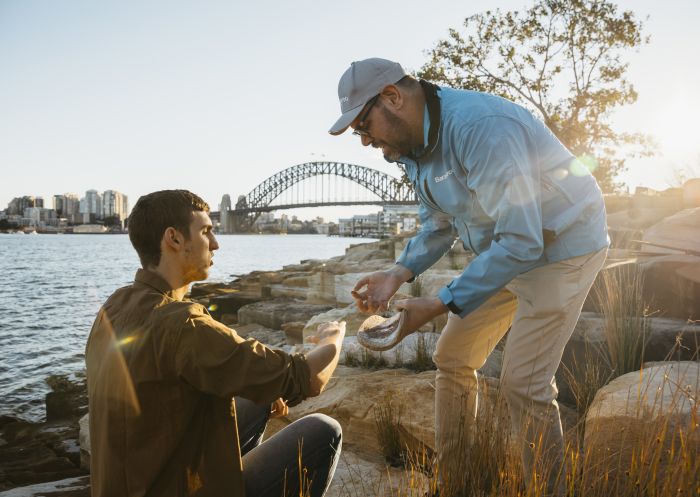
left=417, top=0, right=655, bottom=192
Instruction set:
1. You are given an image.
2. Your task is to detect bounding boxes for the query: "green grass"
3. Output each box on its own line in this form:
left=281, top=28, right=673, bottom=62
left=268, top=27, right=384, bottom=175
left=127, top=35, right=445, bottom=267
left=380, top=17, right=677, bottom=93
left=594, top=264, right=651, bottom=378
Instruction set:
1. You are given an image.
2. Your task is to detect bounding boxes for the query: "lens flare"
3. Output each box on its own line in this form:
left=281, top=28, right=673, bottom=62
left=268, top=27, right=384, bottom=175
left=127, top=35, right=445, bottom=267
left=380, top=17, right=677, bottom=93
left=208, top=304, right=219, bottom=312
left=116, top=335, right=136, bottom=347
left=570, top=155, right=598, bottom=176
left=552, top=167, right=569, bottom=181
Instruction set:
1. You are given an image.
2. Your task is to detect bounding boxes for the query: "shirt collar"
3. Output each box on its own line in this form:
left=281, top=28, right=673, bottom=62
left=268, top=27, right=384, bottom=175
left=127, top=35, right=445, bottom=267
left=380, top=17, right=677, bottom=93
left=410, top=104, right=431, bottom=158
left=134, top=268, right=175, bottom=297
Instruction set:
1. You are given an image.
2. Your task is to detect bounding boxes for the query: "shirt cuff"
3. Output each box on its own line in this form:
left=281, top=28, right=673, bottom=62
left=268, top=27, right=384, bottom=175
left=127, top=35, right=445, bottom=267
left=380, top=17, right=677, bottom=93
left=438, top=286, right=462, bottom=315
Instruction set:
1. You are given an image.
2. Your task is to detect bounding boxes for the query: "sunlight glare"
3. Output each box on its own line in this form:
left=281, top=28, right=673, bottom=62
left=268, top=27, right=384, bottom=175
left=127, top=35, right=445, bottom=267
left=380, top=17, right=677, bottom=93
left=652, top=96, right=700, bottom=159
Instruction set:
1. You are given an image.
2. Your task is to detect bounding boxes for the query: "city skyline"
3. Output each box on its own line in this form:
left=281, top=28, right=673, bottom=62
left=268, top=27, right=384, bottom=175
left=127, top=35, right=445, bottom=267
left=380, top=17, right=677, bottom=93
left=2, top=0, right=699, bottom=221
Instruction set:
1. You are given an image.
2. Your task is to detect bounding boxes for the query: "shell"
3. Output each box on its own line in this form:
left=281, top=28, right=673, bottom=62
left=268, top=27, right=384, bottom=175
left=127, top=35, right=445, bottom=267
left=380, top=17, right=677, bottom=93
left=357, top=310, right=407, bottom=351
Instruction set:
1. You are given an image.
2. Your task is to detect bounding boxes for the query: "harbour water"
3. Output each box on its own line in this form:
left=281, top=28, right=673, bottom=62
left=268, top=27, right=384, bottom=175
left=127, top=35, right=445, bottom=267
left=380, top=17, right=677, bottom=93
left=0, top=233, right=376, bottom=422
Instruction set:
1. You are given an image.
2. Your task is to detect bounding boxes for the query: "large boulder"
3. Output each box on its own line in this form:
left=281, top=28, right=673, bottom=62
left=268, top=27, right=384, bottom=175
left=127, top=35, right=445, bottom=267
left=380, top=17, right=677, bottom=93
left=556, top=312, right=700, bottom=405
left=305, top=270, right=337, bottom=304
left=237, top=300, right=333, bottom=329
left=280, top=366, right=437, bottom=458
left=342, top=240, right=395, bottom=262
left=606, top=207, right=677, bottom=233
left=584, top=361, right=700, bottom=486
left=641, top=207, right=700, bottom=255
left=339, top=333, right=440, bottom=369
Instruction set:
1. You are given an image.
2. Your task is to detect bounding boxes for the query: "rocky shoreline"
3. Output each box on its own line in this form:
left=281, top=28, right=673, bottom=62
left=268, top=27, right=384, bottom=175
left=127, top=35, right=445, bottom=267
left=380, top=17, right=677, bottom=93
left=2, top=208, right=699, bottom=496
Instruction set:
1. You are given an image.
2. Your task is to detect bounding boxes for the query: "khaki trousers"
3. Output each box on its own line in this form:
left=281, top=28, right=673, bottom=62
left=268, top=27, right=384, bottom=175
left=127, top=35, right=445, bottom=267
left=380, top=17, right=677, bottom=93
left=432, top=248, right=607, bottom=495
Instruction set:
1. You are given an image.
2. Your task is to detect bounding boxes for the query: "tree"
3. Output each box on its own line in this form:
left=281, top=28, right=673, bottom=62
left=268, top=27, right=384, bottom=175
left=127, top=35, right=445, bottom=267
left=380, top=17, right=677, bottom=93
left=417, top=0, right=654, bottom=192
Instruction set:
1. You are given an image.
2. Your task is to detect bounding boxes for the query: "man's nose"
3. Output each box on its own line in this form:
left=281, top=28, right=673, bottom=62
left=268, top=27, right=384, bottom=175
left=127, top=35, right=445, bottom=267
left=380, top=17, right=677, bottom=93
left=360, top=134, right=373, bottom=147
left=210, top=234, right=220, bottom=251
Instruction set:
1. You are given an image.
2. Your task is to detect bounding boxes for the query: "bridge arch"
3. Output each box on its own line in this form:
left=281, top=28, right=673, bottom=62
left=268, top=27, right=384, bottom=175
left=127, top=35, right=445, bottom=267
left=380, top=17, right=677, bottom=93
left=228, top=161, right=417, bottom=231
left=234, top=161, right=416, bottom=214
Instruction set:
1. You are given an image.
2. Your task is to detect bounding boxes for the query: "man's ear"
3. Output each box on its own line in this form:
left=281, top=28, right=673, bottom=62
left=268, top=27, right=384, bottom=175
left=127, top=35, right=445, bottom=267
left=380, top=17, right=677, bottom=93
left=380, top=84, right=403, bottom=110
left=162, top=227, right=184, bottom=252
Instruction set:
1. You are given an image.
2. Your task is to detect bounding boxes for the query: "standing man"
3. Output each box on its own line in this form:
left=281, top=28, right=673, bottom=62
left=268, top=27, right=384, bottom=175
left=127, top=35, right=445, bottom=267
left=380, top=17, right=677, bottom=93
left=329, top=58, right=608, bottom=495
left=86, top=190, right=344, bottom=497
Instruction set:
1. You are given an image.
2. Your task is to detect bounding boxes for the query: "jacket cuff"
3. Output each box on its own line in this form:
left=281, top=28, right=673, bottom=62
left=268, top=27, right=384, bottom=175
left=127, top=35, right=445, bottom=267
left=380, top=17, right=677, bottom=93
left=285, top=353, right=312, bottom=407
left=438, top=286, right=462, bottom=315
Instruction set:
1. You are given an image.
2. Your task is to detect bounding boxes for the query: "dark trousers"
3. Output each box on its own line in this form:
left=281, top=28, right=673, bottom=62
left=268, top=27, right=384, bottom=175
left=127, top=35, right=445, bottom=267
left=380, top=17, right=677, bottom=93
left=236, top=397, right=342, bottom=497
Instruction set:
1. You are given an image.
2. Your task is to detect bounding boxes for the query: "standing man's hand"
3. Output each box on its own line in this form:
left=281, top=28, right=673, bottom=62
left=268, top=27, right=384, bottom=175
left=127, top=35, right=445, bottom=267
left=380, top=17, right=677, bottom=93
left=352, top=265, right=414, bottom=313
left=392, top=297, right=448, bottom=334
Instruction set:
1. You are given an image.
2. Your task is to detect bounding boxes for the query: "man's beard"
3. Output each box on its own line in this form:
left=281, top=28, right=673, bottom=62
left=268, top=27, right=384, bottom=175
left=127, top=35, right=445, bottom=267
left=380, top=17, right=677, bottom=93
left=378, top=107, right=414, bottom=162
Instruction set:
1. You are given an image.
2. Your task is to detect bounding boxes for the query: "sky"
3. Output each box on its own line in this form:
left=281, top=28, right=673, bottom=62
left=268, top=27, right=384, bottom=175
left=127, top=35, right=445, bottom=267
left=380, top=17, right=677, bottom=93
left=1, top=0, right=699, bottom=222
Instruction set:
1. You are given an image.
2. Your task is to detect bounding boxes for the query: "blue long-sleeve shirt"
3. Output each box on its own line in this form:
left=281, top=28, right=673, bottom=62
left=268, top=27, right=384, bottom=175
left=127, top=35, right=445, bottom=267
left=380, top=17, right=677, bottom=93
left=395, top=85, right=609, bottom=318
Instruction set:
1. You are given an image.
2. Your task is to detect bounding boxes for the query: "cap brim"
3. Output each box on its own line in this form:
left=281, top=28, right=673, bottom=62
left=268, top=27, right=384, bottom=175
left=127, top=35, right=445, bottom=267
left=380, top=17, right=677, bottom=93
left=328, top=105, right=364, bottom=136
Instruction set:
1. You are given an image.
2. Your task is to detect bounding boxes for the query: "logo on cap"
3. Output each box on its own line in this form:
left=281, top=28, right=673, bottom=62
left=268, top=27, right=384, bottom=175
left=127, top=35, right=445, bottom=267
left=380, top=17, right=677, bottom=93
left=339, top=96, right=349, bottom=104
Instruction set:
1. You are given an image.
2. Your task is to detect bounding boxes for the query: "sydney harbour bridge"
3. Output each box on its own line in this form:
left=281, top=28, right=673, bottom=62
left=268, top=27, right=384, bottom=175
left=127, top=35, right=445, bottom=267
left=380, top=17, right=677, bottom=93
left=219, top=161, right=417, bottom=232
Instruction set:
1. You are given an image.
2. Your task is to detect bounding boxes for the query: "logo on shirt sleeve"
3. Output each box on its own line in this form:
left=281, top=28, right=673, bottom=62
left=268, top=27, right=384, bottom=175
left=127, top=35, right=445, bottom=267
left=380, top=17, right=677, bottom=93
left=434, top=170, right=454, bottom=183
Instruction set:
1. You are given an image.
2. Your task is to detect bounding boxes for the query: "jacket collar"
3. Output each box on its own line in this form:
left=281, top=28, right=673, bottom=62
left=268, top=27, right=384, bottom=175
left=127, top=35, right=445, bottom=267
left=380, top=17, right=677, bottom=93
left=134, top=268, right=175, bottom=297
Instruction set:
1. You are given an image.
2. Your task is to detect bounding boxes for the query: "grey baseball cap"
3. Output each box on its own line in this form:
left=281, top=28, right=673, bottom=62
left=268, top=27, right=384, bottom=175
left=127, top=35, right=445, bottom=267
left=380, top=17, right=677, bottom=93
left=328, top=58, right=407, bottom=136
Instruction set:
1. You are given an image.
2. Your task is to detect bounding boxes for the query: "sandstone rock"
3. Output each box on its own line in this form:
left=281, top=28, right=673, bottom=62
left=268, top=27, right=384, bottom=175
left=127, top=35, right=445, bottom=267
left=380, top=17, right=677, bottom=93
left=302, top=304, right=369, bottom=340
left=641, top=207, right=700, bottom=256
left=683, top=178, right=700, bottom=208
left=206, top=292, right=264, bottom=322
left=189, top=281, right=231, bottom=298
left=0, top=476, right=90, bottom=497
left=305, top=270, right=337, bottom=304
left=334, top=273, right=412, bottom=306
left=339, top=333, right=440, bottom=369
left=78, top=415, right=89, bottom=472
left=584, top=361, right=700, bottom=484
left=319, top=258, right=393, bottom=276
left=606, top=207, right=677, bottom=233
left=556, top=312, right=700, bottom=405
left=342, top=241, right=394, bottom=262
left=281, top=366, right=437, bottom=458
left=393, top=238, right=473, bottom=271
left=237, top=300, right=333, bottom=330
left=280, top=321, right=306, bottom=344
left=267, top=284, right=312, bottom=300
left=325, top=449, right=430, bottom=497
left=637, top=255, right=700, bottom=320
left=219, top=313, right=237, bottom=326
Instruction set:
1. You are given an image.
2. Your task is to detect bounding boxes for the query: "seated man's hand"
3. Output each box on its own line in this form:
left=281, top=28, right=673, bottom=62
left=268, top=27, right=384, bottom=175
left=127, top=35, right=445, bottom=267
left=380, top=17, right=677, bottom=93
left=307, top=321, right=346, bottom=344
left=270, top=398, right=288, bottom=419
left=305, top=321, right=346, bottom=397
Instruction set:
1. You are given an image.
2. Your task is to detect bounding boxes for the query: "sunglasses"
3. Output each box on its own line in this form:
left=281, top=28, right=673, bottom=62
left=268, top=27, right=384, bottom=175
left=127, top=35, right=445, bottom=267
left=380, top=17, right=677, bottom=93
left=352, top=94, right=379, bottom=137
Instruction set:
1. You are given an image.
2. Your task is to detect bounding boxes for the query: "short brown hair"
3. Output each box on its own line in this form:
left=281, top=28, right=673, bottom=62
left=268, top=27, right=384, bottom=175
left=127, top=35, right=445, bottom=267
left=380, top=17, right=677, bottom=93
left=128, top=190, right=210, bottom=268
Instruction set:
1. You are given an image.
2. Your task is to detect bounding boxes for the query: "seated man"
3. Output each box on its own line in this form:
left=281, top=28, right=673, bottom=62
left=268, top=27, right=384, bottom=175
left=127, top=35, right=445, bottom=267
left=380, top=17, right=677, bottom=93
left=86, top=190, right=344, bottom=497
